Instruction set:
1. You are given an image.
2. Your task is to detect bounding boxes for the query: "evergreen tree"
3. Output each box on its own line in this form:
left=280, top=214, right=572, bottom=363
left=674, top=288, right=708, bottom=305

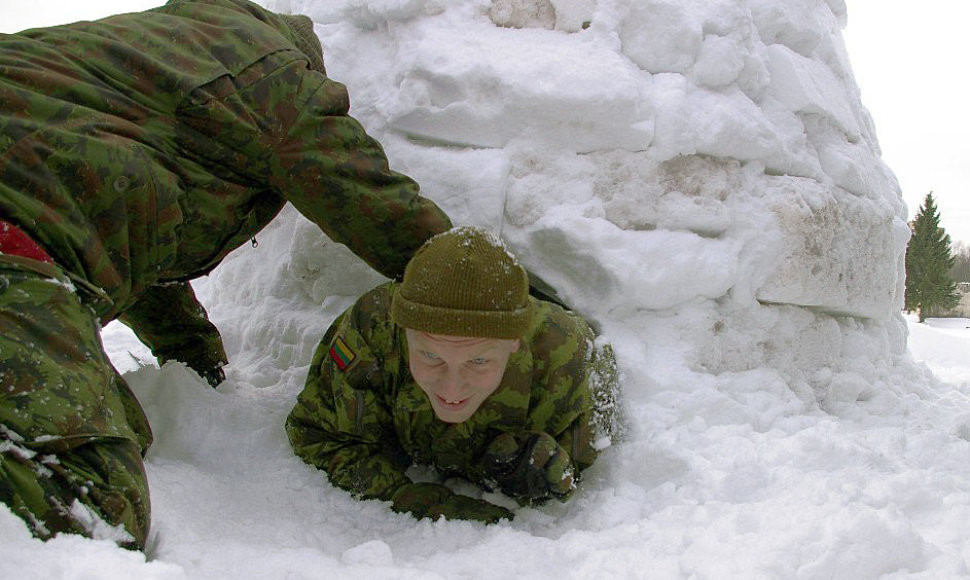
left=905, top=192, right=961, bottom=321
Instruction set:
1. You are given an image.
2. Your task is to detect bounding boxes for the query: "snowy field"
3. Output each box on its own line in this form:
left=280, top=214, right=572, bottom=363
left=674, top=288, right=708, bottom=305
left=5, top=0, right=970, bottom=578
left=3, top=312, right=970, bottom=579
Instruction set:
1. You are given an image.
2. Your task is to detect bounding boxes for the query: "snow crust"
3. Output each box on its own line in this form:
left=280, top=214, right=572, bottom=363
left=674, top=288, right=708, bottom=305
left=7, top=1, right=970, bottom=578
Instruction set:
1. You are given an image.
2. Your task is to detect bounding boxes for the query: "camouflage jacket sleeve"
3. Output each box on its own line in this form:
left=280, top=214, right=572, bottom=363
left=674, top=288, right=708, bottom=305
left=180, top=40, right=452, bottom=281
left=523, top=303, right=600, bottom=474
left=286, top=286, right=411, bottom=500
left=116, top=281, right=228, bottom=387
left=270, top=72, right=452, bottom=280
left=174, top=37, right=451, bottom=281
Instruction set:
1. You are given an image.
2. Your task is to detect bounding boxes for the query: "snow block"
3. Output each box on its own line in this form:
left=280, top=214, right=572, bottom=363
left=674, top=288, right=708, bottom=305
left=388, top=25, right=653, bottom=151
left=764, top=43, right=860, bottom=140
left=688, top=86, right=781, bottom=161
left=757, top=177, right=902, bottom=319
left=748, top=0, right=837, bottom=57
left=619, top=0, right=702, bottom=74
left=694, top=35, right=746, bottom=88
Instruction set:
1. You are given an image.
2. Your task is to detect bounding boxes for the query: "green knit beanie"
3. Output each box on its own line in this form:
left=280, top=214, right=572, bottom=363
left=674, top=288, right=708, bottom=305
left=279, top=14, right=326, bottom=73
left=391, top=227, right=533, bottom=339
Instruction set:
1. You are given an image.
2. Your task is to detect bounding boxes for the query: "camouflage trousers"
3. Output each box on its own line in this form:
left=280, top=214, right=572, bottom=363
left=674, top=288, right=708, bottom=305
left=0, top=255, right=151, bottom=549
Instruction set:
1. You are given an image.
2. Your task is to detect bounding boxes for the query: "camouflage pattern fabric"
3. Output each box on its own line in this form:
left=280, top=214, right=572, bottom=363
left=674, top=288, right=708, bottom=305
left=0, top=434, right=149, bottom=550
left=0, top=255, right=151, bottom=548
left=0, top=0, right=451, bottom=323
left=0, top=0, right=451, bottom=546
left=286, top=283, right=618, bottom=521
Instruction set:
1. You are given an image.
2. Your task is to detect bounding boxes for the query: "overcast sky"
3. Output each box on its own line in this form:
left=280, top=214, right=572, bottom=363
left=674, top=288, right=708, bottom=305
left=4, top=0, right=969, bottom=242
left=843, top=0, right=970, bottom=244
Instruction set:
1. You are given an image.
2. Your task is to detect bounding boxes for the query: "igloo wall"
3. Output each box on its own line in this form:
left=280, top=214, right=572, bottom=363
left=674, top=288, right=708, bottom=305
left=199, top=0, right=914, bottom=419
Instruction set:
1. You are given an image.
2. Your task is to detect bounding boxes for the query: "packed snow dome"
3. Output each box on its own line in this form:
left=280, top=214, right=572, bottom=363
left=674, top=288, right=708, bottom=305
left=12, top=1, right=970, bottom=579
left=254, top=0, right=911, bottom=418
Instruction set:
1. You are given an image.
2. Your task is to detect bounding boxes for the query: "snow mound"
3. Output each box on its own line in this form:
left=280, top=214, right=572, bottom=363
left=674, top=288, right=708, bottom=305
left=265, top=0, right=911, bottom=409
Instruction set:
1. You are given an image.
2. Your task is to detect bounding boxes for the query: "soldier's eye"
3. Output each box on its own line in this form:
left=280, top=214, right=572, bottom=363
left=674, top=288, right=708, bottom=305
left=470, top=358, right=489, bottom=365
left=422, top=351, right=440, bottom=360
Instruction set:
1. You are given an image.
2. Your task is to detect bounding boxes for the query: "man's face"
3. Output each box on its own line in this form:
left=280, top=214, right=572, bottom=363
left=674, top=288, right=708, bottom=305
left=405, top=329, right=520, bottom=423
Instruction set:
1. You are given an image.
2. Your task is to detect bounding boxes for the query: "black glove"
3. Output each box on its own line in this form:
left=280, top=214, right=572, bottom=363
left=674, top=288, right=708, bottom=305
left=118, top=282, right=228, bottom=388
left=390, top=482, right=513, bottom=524
left=184, top=356, right=226, bottom=388
left=480, top=432, right=575, bottom=504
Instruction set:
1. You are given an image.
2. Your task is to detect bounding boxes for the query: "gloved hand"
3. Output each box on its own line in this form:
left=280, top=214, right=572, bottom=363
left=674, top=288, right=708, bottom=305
left=480, top=432, right=576, bottom=504
left=180, top=354, right=226, bottom=388
left=117, top=281, right=229, bottom=388
left=390, top=482, right=513, bottom=524
left=155, top=341, right=226, bottom=388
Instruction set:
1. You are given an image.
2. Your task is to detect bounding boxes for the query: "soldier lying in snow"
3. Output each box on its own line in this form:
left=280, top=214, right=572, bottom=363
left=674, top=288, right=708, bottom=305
left=287, top=227, right=618, bottom=522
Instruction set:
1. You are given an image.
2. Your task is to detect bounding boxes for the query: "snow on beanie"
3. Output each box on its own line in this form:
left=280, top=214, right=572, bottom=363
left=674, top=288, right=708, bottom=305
left=391, top=227, right=533, bottom=339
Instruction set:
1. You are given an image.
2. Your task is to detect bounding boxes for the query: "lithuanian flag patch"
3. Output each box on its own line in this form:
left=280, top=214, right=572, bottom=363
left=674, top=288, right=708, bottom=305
left=329, top=336, right=357, bottom=371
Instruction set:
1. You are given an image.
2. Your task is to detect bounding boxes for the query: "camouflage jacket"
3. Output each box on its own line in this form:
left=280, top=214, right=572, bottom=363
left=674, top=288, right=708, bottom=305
left=286, top=282, right=599, bottom=504
left=0, top=0, right=451, bottom=324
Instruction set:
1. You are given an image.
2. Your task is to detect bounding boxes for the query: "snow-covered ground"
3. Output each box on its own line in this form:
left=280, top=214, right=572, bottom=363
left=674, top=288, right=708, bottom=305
left=3, top=312, right=969, bottom=579
left=6, top=0, right=970, bottom=578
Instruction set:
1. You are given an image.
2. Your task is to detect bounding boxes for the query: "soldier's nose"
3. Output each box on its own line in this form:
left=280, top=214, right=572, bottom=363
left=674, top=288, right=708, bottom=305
left=438, top=372, right=464, bottom=398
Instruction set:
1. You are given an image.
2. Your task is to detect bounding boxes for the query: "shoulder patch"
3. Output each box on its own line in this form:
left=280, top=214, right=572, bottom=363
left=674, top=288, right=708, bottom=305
left=329, top=335, right=357, bottom=371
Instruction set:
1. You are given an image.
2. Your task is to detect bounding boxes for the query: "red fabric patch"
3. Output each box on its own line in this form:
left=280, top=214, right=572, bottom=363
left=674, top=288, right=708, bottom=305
left=0, top=219, right=53, bottom=263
